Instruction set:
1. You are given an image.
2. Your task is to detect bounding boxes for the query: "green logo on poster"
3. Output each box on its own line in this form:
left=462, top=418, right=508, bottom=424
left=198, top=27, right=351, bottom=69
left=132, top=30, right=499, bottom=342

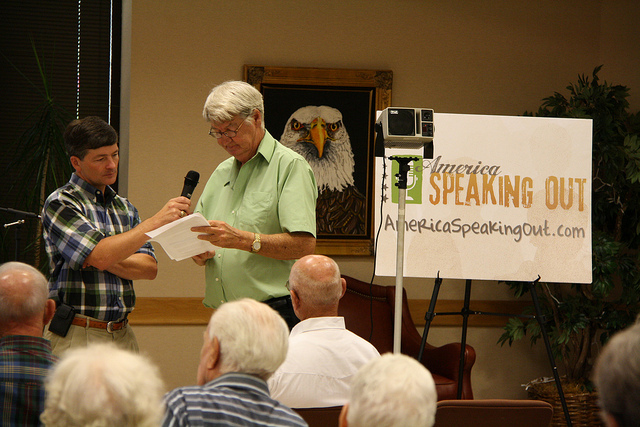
left=392, top=157, right=423, bottom=204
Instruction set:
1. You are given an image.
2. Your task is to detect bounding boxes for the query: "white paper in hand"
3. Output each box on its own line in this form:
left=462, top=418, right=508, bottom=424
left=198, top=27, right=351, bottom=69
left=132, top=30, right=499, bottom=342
left=146, top=213, right=217, bottom=261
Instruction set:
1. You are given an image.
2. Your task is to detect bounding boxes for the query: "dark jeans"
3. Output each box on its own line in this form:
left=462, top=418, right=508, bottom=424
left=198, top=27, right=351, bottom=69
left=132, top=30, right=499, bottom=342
left=263, top=295, right=299, bottom=330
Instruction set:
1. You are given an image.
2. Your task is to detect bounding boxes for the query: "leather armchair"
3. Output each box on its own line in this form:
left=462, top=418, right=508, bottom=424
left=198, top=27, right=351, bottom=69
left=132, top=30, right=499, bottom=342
left=338, top=275, right=476, bottom=400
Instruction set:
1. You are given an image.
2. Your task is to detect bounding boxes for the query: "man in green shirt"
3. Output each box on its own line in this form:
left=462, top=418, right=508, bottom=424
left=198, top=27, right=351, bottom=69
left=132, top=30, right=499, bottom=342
left=192, top=81, right=317, bottom=329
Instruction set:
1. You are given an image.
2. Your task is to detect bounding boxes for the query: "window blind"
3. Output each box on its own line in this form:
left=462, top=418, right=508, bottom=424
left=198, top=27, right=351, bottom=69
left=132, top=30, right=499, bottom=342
left=0, top=0, right=122, bottom=263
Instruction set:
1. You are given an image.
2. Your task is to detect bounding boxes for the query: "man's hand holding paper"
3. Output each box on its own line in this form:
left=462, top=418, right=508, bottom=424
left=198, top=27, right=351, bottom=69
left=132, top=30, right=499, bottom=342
left=146, top=213, right=218, bottom=261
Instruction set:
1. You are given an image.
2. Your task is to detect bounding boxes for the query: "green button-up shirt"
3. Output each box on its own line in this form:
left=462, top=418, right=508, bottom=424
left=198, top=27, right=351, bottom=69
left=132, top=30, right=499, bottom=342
left=195, top=130, right=317, bottom=307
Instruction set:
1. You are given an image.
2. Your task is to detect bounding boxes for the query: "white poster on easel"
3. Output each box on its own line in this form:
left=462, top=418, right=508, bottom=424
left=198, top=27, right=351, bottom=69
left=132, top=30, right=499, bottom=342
left=374, top=113, right=592, bottom=284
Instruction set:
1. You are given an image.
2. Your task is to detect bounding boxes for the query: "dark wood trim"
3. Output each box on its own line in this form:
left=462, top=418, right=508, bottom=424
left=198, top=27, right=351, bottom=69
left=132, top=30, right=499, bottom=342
left=129, top=297, right=531, bottom=328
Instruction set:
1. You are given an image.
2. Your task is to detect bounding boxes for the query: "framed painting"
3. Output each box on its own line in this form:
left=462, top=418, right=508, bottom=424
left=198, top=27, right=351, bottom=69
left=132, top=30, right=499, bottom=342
left=244, top=65, right=392, bottom=255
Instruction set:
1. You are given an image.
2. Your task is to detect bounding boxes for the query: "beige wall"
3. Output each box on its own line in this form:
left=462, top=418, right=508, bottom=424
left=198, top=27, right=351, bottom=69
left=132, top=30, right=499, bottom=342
left=125, top=0, right=640, bottom=397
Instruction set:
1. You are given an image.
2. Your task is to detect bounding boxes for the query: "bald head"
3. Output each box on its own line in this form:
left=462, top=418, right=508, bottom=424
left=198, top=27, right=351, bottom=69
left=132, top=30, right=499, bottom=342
left=0, top=262, right=55, bottom=336
left=288, top=255, right=346, bottom=319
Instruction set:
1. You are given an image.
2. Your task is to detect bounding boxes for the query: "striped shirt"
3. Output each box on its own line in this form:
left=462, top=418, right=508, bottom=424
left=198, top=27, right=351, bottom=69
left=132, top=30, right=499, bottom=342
left=0, top=335, right=58, bottom=426
left=162, top=372, right=308, bottom=427
left=42, top=173, right=156, bottom=321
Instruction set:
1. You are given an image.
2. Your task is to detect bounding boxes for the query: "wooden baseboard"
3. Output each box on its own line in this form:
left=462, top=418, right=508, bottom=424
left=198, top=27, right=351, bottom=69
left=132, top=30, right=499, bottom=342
left=129, top=297, right=214, bottom=325
left=129, top=297, right=531, bottom=328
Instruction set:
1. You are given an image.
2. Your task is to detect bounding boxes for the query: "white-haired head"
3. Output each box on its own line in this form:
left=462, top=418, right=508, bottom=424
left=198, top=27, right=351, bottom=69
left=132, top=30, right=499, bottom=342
left=343, top=353, right=438, bottom=427
left=205, top=298, right=289, bottom=381
left=0, top=261, right=49, bottom=324
left=203, top=80, right=265, bottom=129
left=593, top=322, right=640, bottom=427
left=41, top=343, right=165, bottom=427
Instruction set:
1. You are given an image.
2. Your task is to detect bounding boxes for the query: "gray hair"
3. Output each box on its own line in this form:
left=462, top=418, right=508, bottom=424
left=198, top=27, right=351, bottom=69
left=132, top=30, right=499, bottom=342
left=347, top=353, right=437, bottom=427
left=289, top=255, right=343, bottom=307
left=593, top=322, right=640, bottom=427
left=208, top=298, right=289, bottom=381
left=202, top=80, right=265, bottom=128
left=0, top=262, right=49, bottom=323
left=41, top=343, right=165, bottom=427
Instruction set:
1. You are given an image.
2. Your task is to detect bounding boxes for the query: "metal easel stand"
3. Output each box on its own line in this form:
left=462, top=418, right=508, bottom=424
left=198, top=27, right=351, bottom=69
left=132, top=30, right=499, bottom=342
left=418, top=275, right=573, bottom=427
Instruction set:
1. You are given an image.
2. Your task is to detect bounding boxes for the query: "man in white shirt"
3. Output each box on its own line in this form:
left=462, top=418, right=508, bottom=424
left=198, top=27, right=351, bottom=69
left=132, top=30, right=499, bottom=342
left=268, top=255, right=380, bottom=408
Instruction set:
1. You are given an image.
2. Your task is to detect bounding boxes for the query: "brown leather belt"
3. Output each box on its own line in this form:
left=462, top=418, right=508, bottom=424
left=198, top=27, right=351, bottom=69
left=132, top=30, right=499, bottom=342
left=71, top=316, right=128, bottom=333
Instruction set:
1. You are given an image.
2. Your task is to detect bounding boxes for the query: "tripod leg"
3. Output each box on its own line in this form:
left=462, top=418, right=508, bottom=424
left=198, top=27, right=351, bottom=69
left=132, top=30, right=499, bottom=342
left=456, top=279, right=472, bottom=399
left=418, top=274, right=442, bottom=361
left=529, top=279, right=573, bottom=427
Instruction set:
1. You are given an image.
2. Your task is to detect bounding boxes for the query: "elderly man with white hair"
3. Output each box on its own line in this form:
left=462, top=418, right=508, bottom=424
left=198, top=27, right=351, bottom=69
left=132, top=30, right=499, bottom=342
left=41, top=343, right=165, bottom=426
left=162, top=298, right=307, bottom=427
left=268, top=254, right=380, bottom=408
left=191, top=80, right=318, bottom=330
left=0, top=261, right=57, bottom=425
left=593, top=321, right=640, bottom=427
left=339, top=353, right=438, bottom=427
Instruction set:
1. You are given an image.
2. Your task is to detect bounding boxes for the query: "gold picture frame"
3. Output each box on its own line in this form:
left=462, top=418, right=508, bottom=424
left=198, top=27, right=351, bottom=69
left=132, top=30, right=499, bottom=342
left=244, top=65, right=392, bottom=255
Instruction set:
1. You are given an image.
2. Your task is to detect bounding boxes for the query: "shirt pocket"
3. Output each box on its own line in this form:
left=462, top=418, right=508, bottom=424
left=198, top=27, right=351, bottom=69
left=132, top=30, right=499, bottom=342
left=238, top=191, right=274, bottom=227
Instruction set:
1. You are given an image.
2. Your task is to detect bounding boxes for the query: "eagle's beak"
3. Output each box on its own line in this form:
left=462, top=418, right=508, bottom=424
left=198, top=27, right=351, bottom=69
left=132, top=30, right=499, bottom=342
left=308, top=117, right=328, bottom=158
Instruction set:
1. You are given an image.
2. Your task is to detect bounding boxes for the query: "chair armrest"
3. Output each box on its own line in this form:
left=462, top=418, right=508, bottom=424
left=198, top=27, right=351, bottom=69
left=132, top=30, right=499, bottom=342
left=400, top=325, right=476, bottom=379
left=421, top=342, right=476, bottom=380
left=401, top=330, right=476, bottom=399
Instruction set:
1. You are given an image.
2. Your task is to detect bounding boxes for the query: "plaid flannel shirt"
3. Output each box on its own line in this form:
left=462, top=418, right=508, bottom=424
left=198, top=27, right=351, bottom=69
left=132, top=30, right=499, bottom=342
left=42, top=173, right=156, bottom=321
left=0, top=335, right=58, bottom=426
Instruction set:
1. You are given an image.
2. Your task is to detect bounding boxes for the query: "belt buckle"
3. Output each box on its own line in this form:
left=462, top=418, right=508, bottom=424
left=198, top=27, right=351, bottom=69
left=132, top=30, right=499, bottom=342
left=106, top=321, right=115, bottom=333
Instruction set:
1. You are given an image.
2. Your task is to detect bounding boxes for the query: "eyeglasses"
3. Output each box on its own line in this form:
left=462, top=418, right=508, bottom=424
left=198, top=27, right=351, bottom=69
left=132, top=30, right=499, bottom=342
left=209, top=117, right=247, bottom=139
left=286, top=280, right=291, bottom=291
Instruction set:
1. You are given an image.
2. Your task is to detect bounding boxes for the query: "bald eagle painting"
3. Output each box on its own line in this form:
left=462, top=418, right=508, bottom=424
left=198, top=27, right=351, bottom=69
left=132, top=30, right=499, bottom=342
left=280, top=105, right=367, bottom=236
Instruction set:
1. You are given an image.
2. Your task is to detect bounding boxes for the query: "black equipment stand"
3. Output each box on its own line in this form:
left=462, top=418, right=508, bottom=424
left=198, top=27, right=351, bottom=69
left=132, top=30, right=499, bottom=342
left=1, top=207, right=42, bottom=261
left=418, top=275, right=573, bottom=427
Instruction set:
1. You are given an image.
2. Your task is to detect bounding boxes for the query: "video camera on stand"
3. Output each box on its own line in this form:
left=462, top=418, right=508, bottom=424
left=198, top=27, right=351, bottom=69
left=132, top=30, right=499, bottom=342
left=373, top=107, right=435, bottom=354
left=375, top=107, right=434, bottom=159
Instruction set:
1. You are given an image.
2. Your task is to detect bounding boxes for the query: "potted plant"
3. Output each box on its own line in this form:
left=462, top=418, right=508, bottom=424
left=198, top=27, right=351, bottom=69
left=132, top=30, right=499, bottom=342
left=498, top=66, right=640, bottom=426
left=2, top=42, right=73, bottom=267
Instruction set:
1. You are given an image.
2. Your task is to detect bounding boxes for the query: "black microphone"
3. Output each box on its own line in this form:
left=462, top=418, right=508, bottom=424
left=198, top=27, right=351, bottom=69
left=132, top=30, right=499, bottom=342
left=181, top=170, right=200, bottom=199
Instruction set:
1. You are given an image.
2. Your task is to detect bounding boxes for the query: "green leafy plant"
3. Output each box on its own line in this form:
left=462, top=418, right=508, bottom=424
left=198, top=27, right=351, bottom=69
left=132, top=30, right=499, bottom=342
left=498, top=66, right=640, bottom=382
left=3, top=41, right=73, bottom=268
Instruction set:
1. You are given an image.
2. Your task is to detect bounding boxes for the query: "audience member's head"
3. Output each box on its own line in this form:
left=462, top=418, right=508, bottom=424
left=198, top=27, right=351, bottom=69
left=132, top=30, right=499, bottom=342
left=41, top=343, right=165, bottom=427
left=593, top=322, right=640, bottom=427
left=0, top=261, right=55, bottom=336
left=197, top=298, right=289, bottom=385
left=288, top=254, right=346, bottom=320
left=340, top=353, right=438, bottom=427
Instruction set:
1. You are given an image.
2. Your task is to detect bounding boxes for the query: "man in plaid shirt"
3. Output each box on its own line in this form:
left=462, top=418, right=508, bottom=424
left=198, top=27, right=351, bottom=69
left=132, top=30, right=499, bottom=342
left=42, top=116, right=191, bottom=355
left=0, top=262, right=58, bottom=426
